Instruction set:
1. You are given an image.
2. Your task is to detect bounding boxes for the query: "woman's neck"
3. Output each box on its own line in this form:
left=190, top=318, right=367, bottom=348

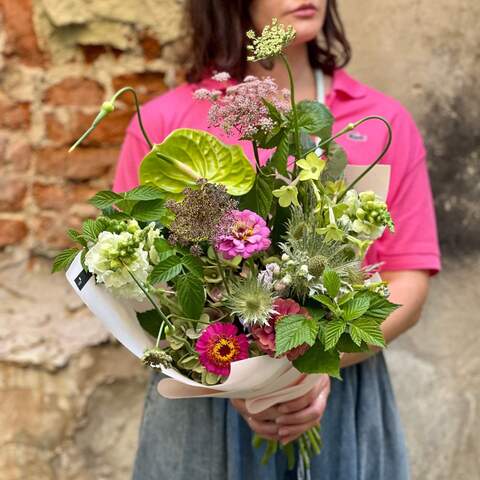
left=246, top=43, right=331, bottom=102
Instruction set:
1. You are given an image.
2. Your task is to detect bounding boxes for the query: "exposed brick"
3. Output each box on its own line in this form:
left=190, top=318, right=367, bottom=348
left=0, top=99, right=30, bottom=130
left=44, top=78, right=105, bottom=107
left=0, top=179, right=27, bottom=212
left=0, top=0, right=46, bottom=66
left=80, top=45, right=123, bottom=64
left=112, top=72, right=167, bottom=105
left=0, top=219, right=28, bottom=247
left=139, top=32, right=162, bottom=61
left=45, top=110, right=132, bottom=146
left=4, top=140, right=32, bottom=173
left=36, top=146, right=120, bottom=181
left=33, top=183, right=98, bottom=211
left=33, top=214, right=76, bottom=250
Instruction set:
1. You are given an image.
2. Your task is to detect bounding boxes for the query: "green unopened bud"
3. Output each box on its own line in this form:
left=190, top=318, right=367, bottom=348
left=102, top=101, right=115, bottom=113
left=356, top=208, right=366, bottom=220
left=359, top=191, right=376, bottom=202
left=307, top=255, right=327, bottom=277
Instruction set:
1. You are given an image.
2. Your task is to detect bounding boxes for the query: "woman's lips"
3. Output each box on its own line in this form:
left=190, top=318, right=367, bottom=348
left=289, top=3, right=318, bottom=18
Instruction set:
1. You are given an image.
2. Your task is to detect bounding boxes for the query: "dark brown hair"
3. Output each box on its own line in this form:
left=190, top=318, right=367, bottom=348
left=185, top=0, right=351, bottom=83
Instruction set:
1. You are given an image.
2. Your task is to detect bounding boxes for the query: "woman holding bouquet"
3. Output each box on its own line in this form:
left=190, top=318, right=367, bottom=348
left=114, top=1, right=441, bottom=479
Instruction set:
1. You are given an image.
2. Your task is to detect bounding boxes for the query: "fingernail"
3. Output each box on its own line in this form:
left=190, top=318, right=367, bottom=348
left=279, top=428, right=288, bottom=436
left=275, top=416, right=286, bottom=424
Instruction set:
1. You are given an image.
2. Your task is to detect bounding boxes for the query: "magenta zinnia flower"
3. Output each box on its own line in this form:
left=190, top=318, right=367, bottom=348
left=251, top=298, right=311, bottom=361
left=215, top=209, right=271, bottom=260
left=195, top=322, right=249, bottom=377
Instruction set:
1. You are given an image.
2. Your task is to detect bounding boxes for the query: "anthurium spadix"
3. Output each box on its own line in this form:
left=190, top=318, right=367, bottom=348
left=139, top=129, right=256, bottom=197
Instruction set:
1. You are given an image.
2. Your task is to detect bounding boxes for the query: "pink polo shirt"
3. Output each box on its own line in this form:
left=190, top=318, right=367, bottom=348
left=113, top=69, right=441, bottom=274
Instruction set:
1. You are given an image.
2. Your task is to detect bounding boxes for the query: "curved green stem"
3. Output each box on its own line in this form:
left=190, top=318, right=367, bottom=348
left=252, top=141, right=262, bottom=171
left=69, top=86, right=153, bottom=152
left=280, top=53, right=301, bottom=161
left=212, top=249, right=231, bottom=295
left=338, top=116, right=392, bottom=200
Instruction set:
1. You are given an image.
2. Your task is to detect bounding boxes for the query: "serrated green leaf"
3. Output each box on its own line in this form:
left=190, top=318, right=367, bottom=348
left=149, top=256, right=183, bottom=284
left=136, top=309, right=163, bottom=338
left=293, top=339, right=341, bottom=378
left=238, top=169, right=273, bottom=219
left=337, top=290, right=357, bottom=306
left=81, top=219, right=104, bottom=243
left=342, top=295, right=370, bottom=322
left=296, top=100, right=334, bottom=141
left=324, top=319, right=347, bottom=350
left=182, top=255, right=204, bottom=278
left=101, top=206, right=130, bottom=220
left=350, top=317, right=386, bottom=348
left=176, top=273, right=205, bottom=319
left=52, top=248, right=80, bottom=273
left=336, top=333, right=370, bottom=353
left=313, top=294, right=338, bottom=313
left=130, top=199, right=167, bottom=222
left=67, top=229, right=87, bottom=247
left=124, top=185, right=165, bottom=201
left=262, top=98, right=283, bottom=123
left=140, top=129, right=255, bottom=197
left=365, top=292, right=401, bottom=320
left=322, top=269, right=341, bottom=298
left=154, top=238, right=173, bottom=252
left=275, top=314, right=319, bottom=356
left=89, top=190, right=122, bottom=209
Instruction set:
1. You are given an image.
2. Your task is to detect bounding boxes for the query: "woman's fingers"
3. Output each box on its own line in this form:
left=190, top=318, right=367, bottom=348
left=277, top=376, right=329, bottom=414
left=276, top=389, right=328, bottom=426
left=246, top=416, right=279, bottom=440
left=230, top=399, right=280, bottom=421
left=278, top=419, right=320, bottom=444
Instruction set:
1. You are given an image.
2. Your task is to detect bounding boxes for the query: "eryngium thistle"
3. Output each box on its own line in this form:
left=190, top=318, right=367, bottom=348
left=166, top=180, right=238, bottom=246
left=246, top=18, right=296, bottom=61
left=226, top=277, right=277, bottom=326
left=142, top=347, right=173, bottom=370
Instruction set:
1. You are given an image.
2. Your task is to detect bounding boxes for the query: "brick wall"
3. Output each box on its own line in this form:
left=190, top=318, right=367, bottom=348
left=0, top=0, right=186, bottom=254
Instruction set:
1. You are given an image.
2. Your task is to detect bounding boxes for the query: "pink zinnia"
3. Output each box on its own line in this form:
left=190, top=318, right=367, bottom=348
left=215, top=209, right=271, bottom=260
left=251, top=298, right=311, bottom=361
left=195, top=322, right=249, bottom=377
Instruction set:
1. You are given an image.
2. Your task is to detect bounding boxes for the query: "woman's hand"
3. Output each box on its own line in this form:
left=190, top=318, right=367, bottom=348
left=230, top=374, right=331, bottom=444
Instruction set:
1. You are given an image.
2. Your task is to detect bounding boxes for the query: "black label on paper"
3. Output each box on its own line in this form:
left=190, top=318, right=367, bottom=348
left=74, top=269, right=93, bottom=291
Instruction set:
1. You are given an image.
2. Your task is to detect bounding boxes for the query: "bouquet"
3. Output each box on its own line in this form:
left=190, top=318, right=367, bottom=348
left=55, top=19, right=399, bottom=476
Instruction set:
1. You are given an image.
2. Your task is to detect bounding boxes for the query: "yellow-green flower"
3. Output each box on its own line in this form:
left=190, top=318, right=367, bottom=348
left=273, top=184, right=300, bottom=208
left=297, top=152, right=326, bottom=181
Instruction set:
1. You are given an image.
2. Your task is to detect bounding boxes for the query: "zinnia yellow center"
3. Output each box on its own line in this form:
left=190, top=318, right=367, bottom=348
left=232, top=222, right=254, bottom=241
left=210, top=337, right=239, bottom=364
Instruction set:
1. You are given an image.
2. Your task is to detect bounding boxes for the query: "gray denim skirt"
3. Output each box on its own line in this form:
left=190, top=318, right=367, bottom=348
left=132, top=352, right=409, bottom=480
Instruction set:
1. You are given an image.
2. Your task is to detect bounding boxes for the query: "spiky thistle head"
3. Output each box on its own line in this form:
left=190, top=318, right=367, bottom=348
left=226, top=277, right=277, bottom=326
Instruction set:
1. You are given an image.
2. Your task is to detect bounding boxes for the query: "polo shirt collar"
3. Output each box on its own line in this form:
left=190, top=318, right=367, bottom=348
left=331, top=69, right=367, bottom=99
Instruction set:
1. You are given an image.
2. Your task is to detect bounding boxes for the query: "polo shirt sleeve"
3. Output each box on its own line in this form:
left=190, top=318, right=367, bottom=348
left=371, top=108, right=441, bottom=274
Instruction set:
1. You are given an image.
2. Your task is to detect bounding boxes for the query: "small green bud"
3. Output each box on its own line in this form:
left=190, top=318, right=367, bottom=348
left=101, top=101, right=115, bottom=113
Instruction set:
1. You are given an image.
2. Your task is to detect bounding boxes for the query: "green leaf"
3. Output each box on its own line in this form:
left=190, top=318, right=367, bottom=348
left=337, top=290, right=357, bottom=306
left=350, top=317, right=386, bottom=348
left=130, top=199, right=167, bottom=222
left=312, top=294, right=338, bottom=313
left=89, top=190, right=122, bottom=209
left=149, top=256, right=183, bottom=284
left=336, top=333, right=370, bottom=353
left=124, top=185, right=165, bottom=201
left=322, top=269, right=341, bottom=298
left=101, top=207, right=130, bottom=220
left=136, top=309, right=163, bottom=338
left=140, top=129, right=255, bottom=197
left=293, top=340, right=341, bottom=378
left=296, top=100, right=334, bottom=141
left=52, top=248, right=80, bottom=273
left=269, top=132, right=289, bottom=175
left=262, top=98, right=283, bottom=123
left=275, top=314, right=319, bottom=356
left=182, top=255, right=204, bottom=278
left=81, top=219, right=104, bottom=243
left=176, top=273, right=206, bottom=319
left=324, top=319, right=347, bottom=350
left=239, top=169, right=273, bottom=218
left=342, top=295, right=370, bottom=322
left=154, top=238, right=173, bottom=252
left=365, top=292, right=401, bottom=320
left=67, top=229, right=87, bottom=247
left=324, top=143, right=347, bottom=180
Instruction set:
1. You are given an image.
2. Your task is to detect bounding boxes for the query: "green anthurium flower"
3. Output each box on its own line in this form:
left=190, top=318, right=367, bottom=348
left=297, top=152, right=326, bottom=181
left=272, top=184, right=300, bottom=208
